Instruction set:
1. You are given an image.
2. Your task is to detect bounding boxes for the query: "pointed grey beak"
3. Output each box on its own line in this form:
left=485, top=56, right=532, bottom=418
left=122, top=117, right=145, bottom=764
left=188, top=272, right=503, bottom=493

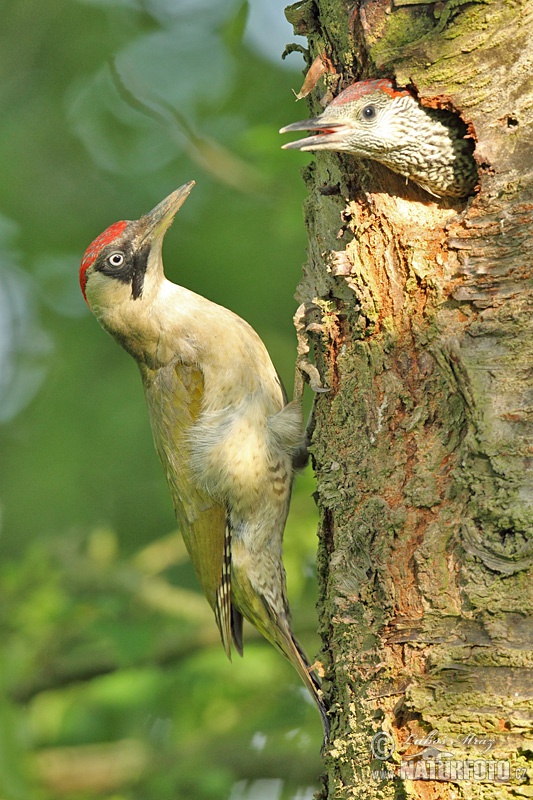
left=280, top=118, right=352, bottom=151
left=139, top=181, right=195, bottom=242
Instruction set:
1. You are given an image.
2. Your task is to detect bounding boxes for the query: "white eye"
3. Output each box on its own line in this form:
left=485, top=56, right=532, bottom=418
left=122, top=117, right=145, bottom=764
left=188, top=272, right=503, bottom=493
left=108, top=252, right=124, bottom=267
left=362, top=104, right=377, bottom=120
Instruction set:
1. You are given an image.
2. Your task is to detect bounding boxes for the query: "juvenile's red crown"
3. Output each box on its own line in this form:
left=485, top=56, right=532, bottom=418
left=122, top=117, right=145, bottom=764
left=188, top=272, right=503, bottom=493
left=329, top=79, right=411, bottom=108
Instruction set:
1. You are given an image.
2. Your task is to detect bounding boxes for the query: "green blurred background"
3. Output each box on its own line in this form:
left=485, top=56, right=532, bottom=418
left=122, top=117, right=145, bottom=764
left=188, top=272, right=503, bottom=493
left=0, top=1, right=324, bottom=798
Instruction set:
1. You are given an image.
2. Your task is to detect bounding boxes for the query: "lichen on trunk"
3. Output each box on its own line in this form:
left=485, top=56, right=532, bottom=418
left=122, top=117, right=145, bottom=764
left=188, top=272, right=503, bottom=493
left=283, top=1, right=533, bottom=797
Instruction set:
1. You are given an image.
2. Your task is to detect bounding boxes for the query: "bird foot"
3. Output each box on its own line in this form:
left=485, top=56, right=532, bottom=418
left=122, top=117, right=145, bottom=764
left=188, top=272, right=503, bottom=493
left=308, top=658, right=327, bottom=679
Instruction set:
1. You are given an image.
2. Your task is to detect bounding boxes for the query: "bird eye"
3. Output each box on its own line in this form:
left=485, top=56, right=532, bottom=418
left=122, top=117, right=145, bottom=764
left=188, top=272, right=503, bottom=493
left=362, top=104, right=376, bottom=120
left=107, top=252, right=124, bottom=267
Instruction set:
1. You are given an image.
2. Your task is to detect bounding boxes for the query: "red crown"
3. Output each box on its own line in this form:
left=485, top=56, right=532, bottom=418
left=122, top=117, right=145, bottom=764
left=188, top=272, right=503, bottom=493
left=329, top=79, right=411, bottom=107
left=79, top=220, right=128, bottom=301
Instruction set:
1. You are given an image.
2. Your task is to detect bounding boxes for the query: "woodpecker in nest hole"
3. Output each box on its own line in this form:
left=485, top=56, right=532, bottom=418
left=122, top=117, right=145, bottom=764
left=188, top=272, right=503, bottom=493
left=280, top=78, right=478, bottom=198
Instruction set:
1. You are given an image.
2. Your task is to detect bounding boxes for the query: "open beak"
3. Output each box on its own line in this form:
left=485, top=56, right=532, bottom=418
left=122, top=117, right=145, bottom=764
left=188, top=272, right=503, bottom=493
left=280, top=118, right=352, bottom=151
left=139, top=180, right=195, bottom=242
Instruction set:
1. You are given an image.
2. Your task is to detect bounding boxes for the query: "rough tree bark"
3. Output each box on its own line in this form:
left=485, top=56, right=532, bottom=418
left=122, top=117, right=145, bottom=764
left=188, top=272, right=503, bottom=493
left=284, top=1, right=533, bottom=798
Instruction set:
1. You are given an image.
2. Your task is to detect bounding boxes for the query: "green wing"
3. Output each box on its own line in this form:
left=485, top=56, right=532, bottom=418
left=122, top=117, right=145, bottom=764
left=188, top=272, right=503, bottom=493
left=141, top=361, right=232, bottom=657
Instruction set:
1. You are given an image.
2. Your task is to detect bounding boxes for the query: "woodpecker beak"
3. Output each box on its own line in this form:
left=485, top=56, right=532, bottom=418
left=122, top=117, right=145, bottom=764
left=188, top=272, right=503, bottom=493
left=139, top=180, right=195, bottom=243
left=280, top=118, right=352, bottom=151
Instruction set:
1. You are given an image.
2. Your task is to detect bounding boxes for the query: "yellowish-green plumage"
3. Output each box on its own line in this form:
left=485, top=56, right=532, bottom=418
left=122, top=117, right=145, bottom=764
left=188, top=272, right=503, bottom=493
left=141, top=362, right=228, bottom=641
left=80, top=183, right=328, bottom=740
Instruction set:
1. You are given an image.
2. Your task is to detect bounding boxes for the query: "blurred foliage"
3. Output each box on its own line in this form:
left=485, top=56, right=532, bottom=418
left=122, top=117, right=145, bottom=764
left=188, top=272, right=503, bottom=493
left=0, top=0, right=324, bottom=797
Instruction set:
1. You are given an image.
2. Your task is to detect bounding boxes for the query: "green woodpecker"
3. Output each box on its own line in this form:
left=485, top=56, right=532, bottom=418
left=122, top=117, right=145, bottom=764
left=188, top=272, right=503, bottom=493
left=280, top=78, right=478, bottom=199
left=79, top=182, right=328, bottom=738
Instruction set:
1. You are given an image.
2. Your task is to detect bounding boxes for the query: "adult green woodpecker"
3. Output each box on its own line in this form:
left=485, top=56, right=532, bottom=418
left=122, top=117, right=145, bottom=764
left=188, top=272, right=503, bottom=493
left=79, top=181, right=328, bottom=738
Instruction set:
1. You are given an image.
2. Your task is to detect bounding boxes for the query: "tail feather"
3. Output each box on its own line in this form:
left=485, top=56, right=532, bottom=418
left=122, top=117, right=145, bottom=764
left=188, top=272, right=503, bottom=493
left=253, top=593, right=329, bottom=743
left=214, top=523, right=233, bottom=659
left=224, top=539, right=329, bottom=744
left=231, top=605, right=244, bottom=656
left=284, top=631, right=330, bottom=744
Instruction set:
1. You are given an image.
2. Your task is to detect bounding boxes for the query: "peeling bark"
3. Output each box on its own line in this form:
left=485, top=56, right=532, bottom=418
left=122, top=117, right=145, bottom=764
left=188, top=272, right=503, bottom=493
left=284, top=1, right=533, bottom=797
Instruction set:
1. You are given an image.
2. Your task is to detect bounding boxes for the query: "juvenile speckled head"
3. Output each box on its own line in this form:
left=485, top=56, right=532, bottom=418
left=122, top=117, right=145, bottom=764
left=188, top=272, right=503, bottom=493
left=280, top=78, right=478, bottom=198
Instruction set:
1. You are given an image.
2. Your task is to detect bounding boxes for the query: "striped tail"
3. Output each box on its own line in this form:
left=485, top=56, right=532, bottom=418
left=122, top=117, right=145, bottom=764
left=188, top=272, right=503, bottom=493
left=214, top=523, right=233, bottom=658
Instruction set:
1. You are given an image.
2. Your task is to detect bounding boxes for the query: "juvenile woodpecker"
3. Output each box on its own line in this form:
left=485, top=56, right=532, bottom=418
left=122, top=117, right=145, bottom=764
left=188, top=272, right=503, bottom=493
left=79, top=182, right=328, bottom=738
left=280, top=78, right=478, bottom=198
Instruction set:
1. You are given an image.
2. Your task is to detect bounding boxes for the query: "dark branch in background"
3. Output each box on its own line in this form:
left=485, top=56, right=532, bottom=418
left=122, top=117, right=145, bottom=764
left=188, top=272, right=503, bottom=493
left=11, top=629, right=220, bottom=703
left=109, top=58, right=264, bottom=193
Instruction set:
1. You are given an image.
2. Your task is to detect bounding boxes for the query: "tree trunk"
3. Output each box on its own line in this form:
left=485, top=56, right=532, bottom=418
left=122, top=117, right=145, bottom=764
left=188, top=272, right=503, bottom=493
left=284, top=1, right=533, bottom=797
